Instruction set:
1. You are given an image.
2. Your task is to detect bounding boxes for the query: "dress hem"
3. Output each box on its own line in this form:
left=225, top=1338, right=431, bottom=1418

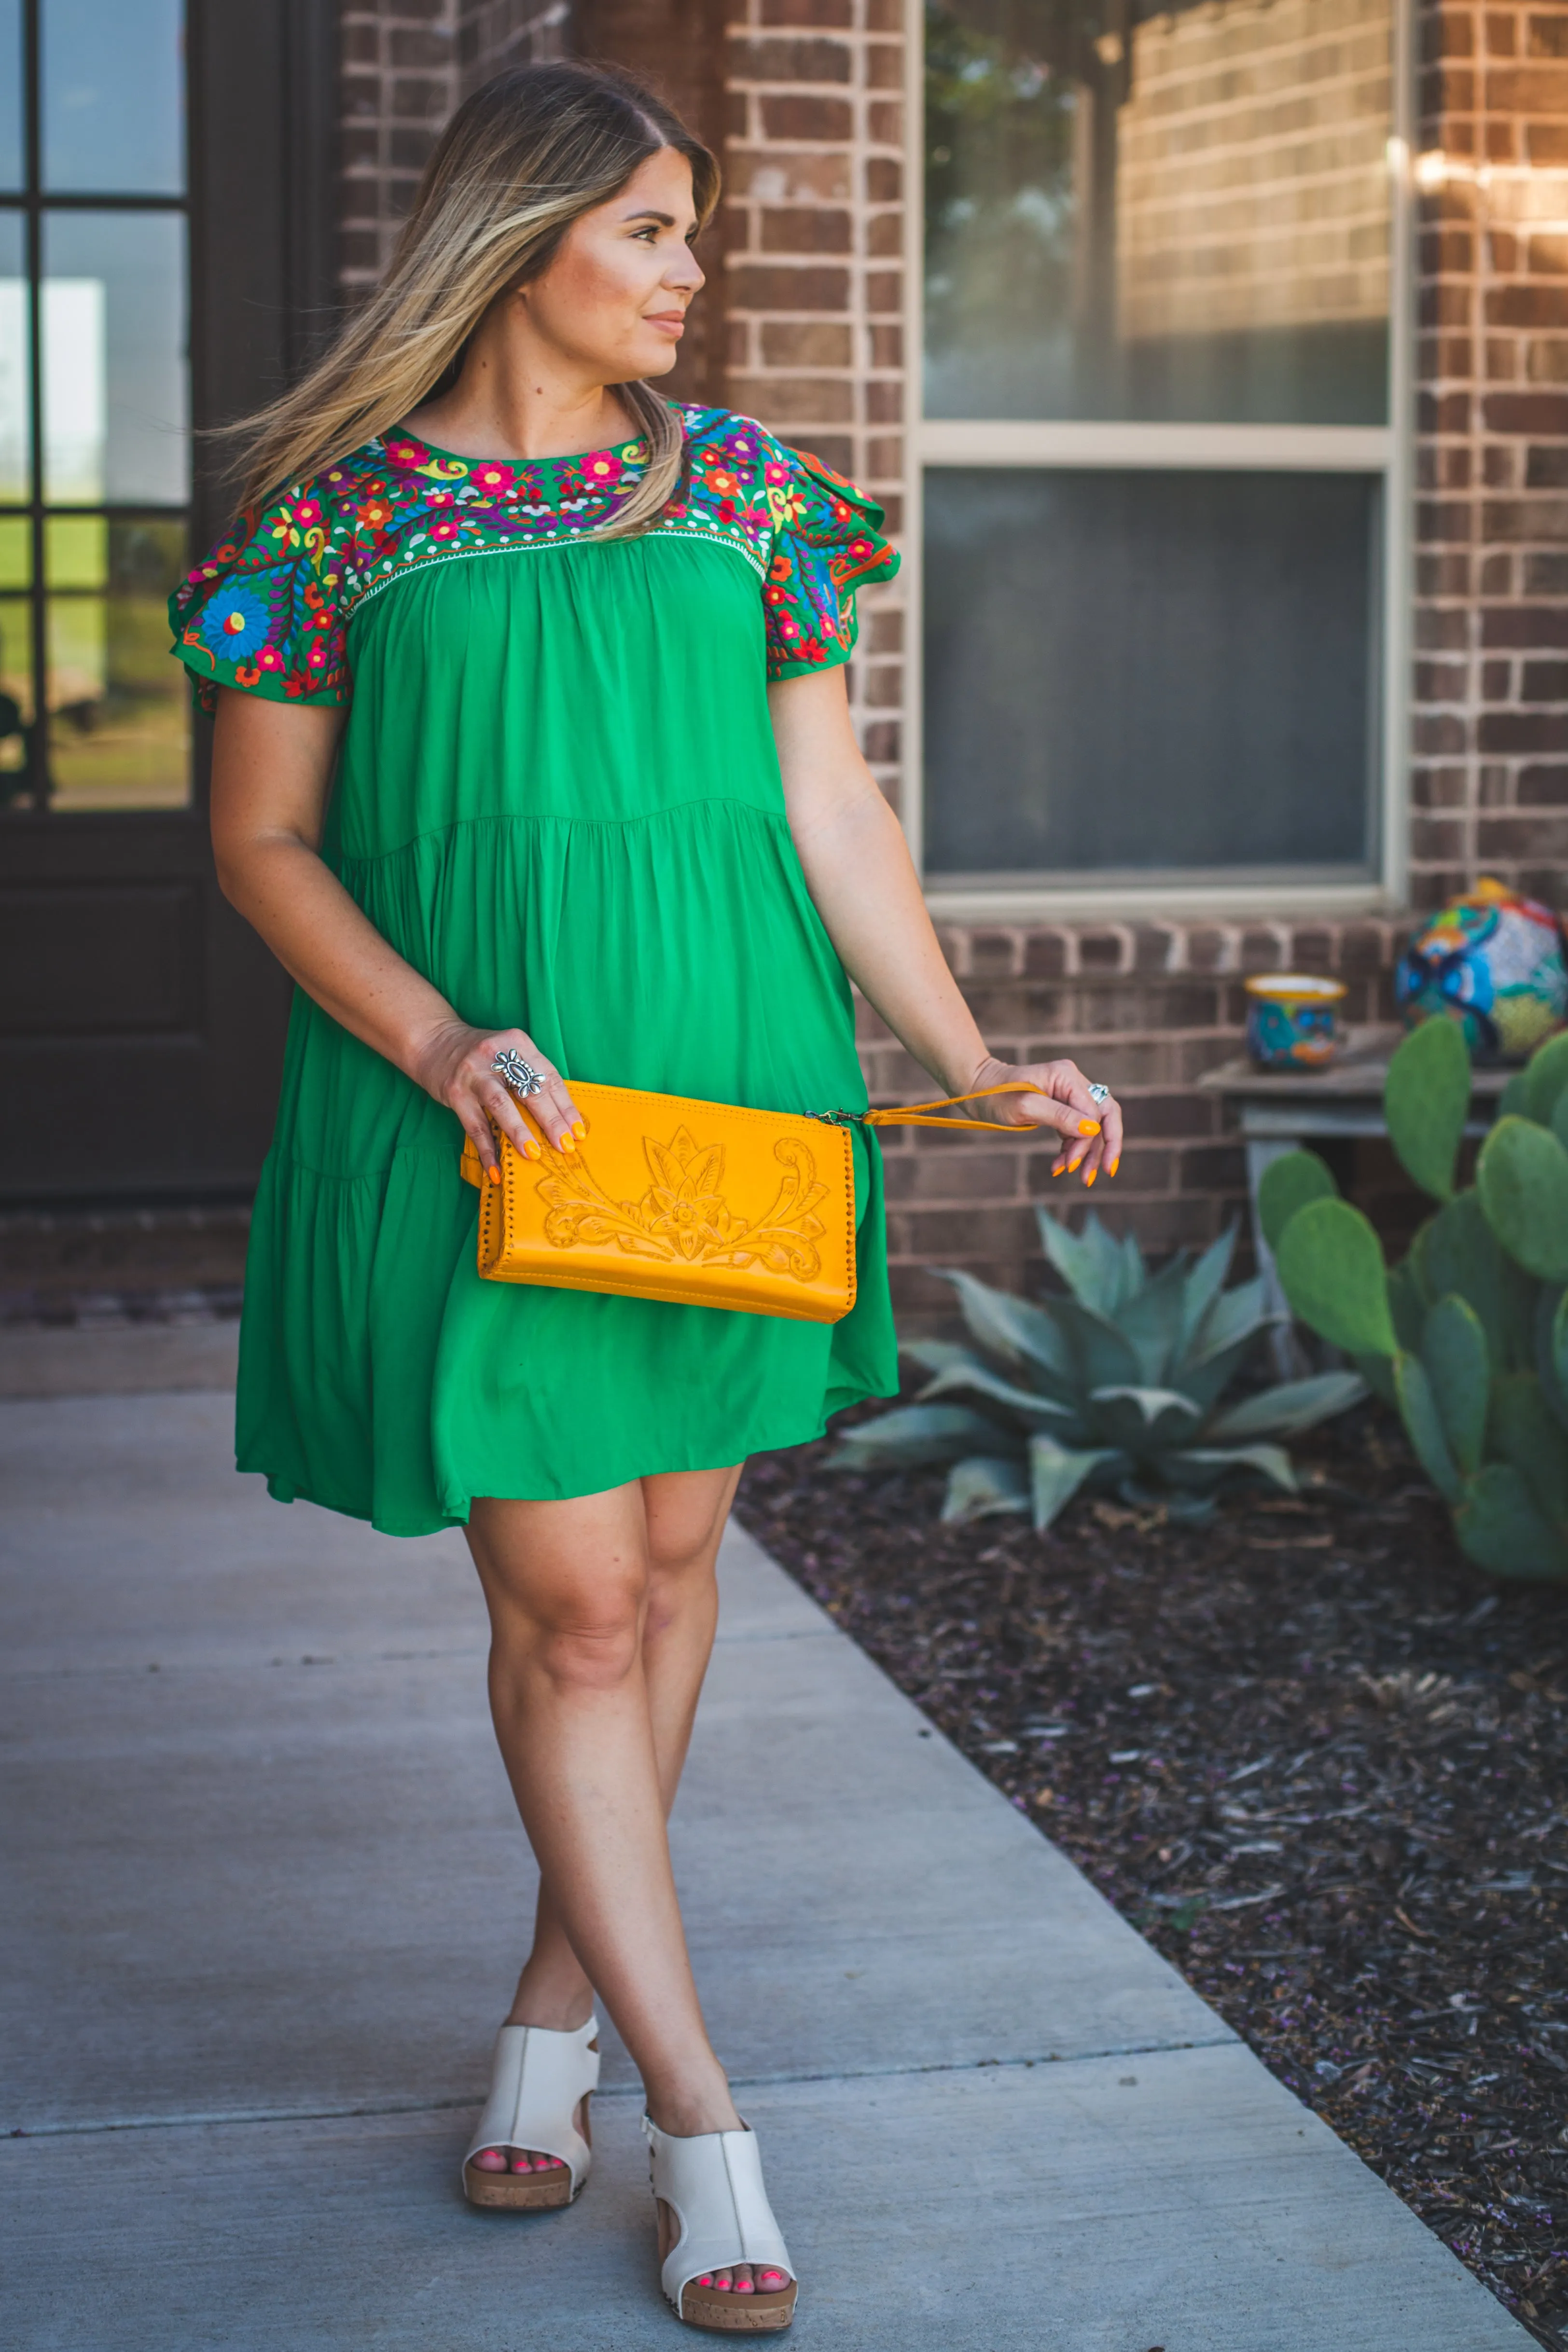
left=238, top=1376, right=894, bottom=1540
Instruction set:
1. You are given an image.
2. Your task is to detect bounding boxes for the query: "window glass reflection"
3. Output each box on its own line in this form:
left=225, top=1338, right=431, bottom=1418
left=46, top=516, right=188, bottom=809
left=0, top=0, right=22, bottom=190
left=924, top=0, right=1393, bottom=424
left=42, top=212, right=188, bottom=504
left=0, top=594, right=30, bottom=797
left=923, top=468, right=1377, bottom=876
left=42, top=0, right=184, bottom=194
left=0, top=211, right=28, bottom=500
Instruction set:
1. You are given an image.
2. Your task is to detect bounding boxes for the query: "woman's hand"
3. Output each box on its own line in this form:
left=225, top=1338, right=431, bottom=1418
left=411, top=1020, right=586, bottom=1178
left=968, top=1053, right=1122, bottom=1188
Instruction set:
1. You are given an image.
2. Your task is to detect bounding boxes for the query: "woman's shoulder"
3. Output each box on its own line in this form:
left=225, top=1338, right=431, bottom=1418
left=673, top=405, right=884, bottom=527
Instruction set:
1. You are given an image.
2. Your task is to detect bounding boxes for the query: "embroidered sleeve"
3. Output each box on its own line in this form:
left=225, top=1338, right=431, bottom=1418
left=762, top=445, right=899, bottom=683
left=169, top=482, right=351, bottom=715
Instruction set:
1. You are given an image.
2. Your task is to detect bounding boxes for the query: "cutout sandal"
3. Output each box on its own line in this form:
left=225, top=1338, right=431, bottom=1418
left=644, top=2114, right=798, bottom=2332
left=461, top=2016, right=599, bottom=2211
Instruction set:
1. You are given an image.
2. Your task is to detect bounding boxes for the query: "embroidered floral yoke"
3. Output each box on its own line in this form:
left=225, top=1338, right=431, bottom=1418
left=170, top=406, right=901, bottom=1534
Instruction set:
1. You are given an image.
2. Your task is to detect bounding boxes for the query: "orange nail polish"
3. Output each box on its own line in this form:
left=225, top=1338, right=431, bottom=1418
left=526, top=1140, right=542, bottom=1161
left=1078, top=1120, right=1100, bottom=1137
left=558, top=1132, right=576, bottom=1153
left=1084, top=1167, right=1097, bottom=1188
left=1109, top=1157, right=1120, bottom=1178
left=1052, top=1164, right=1066, bottom=1178
left=1068, top=1154, right=1084, bottom=1173
left=573, top=1121, right=586, bottom=1139
left=487, top=1164, right=500, bottom=1186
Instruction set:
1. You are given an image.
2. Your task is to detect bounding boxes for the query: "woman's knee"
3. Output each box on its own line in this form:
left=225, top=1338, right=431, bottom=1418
left=495, top=1564, right=649, bottom=1692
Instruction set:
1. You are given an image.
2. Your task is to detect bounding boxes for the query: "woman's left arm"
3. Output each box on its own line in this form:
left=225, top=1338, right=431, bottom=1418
left=770, top=666, right=1122, bottom=1185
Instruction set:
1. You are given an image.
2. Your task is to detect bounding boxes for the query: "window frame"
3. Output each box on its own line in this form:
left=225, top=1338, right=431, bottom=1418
left=0, top=0, right=193, bottom=815
left=902, top=0, right=1417, bottom=920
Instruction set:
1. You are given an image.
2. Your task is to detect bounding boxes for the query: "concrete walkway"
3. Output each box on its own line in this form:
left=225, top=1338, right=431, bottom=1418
left=0, top=1329, right=1529, bottom=2350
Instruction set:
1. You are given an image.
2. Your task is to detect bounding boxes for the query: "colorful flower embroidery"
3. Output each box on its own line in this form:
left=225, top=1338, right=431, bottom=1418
left=170, top=406, right=897, bottom=709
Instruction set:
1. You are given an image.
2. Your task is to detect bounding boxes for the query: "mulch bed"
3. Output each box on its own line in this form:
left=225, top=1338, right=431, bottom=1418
left=735, top=1403, right=1568, bottom=2347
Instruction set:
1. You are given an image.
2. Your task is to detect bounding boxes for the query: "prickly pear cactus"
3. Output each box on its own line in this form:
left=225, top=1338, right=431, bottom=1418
left=1270, top=1024, right=1568, bottom=1582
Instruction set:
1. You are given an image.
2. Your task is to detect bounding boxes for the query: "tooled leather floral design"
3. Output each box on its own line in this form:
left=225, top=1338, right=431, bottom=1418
left=169, top=405, right=898, bottom=713
left=537, top=1125, right=830, bottom=1280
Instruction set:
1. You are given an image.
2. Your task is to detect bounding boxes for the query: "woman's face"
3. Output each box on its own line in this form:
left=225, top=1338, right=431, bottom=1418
left=521, top=146, right=704, bottom=383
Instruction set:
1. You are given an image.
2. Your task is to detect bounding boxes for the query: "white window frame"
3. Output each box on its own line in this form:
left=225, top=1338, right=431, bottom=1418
left=902, top=0, right=1416, bottom=921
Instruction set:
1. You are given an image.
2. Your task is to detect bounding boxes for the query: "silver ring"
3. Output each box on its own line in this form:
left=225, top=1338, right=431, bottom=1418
left=1087, top=1082, right=1110, bottom=1105
left=491, top=1049, right=546, bottom=1098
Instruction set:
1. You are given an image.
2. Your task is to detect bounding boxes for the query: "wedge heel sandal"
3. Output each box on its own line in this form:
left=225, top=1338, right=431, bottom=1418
left=644, top=2115, right=797, bottom=2333
left=461, top=2017, right=600, bottom=2212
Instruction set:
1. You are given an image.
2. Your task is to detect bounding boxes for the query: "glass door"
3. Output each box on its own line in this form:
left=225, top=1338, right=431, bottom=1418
left=0, top=0, right=191, bottom=812
left=912, top=0, right=1412, bottom=908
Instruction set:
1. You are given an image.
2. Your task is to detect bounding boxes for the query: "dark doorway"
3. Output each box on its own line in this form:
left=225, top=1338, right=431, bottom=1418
left=0, top=0, right=338, bottom=1204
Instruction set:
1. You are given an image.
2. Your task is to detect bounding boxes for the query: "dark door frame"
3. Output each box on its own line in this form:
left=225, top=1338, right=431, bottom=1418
left=0, top=1, right=340, bottom=1207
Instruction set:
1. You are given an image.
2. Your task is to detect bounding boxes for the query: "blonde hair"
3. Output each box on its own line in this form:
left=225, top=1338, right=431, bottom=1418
left=229, top=62, right=719, bottom=536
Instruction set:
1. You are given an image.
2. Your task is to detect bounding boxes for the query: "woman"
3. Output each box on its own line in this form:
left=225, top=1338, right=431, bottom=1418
left=173, top=62, right=1122, bottom=2333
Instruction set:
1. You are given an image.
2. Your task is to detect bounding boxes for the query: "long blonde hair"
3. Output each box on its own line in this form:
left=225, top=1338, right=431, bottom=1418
left=229, top=62, right=720, bottom=536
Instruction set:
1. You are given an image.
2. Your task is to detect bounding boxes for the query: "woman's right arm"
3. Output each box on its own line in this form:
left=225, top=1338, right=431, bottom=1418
left=208, top=688, right=582, bottom=1169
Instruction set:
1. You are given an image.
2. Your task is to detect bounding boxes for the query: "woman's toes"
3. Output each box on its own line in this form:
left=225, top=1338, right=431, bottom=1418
left=757, top=2270, right=789, bottom=2292
left=709, top=2269, right=734, bottom=2292
left=472, top=2146, right=508, bottom=2172
left=508, top=2151, right=536, bottom=2173
left=732, top=2266, right=757, bottom=2295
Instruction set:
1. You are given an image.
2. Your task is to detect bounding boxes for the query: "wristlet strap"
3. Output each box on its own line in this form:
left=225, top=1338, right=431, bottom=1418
left=459, top=1080, right=1053, bottom=1190
left=818, top=1079, right=1042, bottom=1134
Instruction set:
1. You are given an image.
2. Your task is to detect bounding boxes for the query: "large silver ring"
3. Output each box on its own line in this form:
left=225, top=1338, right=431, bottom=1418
left=492, top=1049, right=546, bottom=1098
left=1088, top=1081, right=1110, bottom=1105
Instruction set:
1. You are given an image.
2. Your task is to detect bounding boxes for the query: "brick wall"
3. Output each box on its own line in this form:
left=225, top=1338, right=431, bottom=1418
left=1414, top=0, right=1568, bottom=912
left=722, top=0, right=907, bottom=801
left=860, top=914, right=1404, bottom=1314
left=339, top=0, right=567, bottom=297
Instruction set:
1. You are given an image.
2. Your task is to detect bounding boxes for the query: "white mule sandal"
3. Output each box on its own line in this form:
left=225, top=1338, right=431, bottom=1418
left=461, top=2017, right=600, bottom=2211
left=644, top=2114, right=798, bottom=2332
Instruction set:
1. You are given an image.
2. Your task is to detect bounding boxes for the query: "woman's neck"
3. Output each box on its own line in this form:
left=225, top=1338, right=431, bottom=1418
left=405, top=330, right=639, bottom=464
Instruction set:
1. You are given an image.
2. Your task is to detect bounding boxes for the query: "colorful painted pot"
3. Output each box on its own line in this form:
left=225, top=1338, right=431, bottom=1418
left=1395, top=877, right=1568, bottom=1062
left=1245, top=973, right=1347, bottom=1068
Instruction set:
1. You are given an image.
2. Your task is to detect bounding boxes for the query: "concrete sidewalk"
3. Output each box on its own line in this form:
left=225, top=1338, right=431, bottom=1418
left=0, top=1331, right=1529, bottom=2350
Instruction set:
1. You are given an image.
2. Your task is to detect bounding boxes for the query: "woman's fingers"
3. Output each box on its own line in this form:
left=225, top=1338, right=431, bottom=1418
left=472, top=1032, right=586, bottom=1157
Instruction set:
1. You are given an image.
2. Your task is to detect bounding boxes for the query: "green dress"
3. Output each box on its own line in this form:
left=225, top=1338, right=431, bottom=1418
left=170, top=405, right=901, bottom=1535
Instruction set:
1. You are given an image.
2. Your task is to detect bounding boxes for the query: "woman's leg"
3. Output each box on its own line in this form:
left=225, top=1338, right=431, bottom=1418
left=489, top=1464, right=742, bottom=2047
left=464, top=1466, right=783, bottom=2291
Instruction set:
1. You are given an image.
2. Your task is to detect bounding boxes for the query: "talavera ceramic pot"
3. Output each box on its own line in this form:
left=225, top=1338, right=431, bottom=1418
left=1395, top=877, right=1568, bottom=1062
left=1244, top=973, right=1346, bottom=1068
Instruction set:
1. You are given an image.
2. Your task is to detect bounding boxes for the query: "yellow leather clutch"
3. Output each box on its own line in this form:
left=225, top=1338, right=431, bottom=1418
left=458, top=1077, right=1036, bottom=1324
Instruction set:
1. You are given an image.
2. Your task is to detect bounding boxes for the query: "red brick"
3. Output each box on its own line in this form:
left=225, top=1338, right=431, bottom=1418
left=760, top=0, right=853, bottom=22
left=729, top=263, right=850, bottom=312
left=759, top=93, right=852, bottom=140
left=1523, top=658, right=1568, bottom=697
left=759, top=206, right=852, bottom=254
left=1479, top=710, right=1568, bottom=749
left=1478, top=814, right=1568, bottom=856
left=1528, top=14, right=1568, bottom=57
left=1487, top=283, right=1568, bottom=328
left=729, top=36, right=851, bottom=82
left=1519, top=763, right=1568, bottom=802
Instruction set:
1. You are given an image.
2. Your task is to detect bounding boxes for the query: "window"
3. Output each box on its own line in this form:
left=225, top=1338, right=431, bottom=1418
left=912, top=0, right=1412, bottom=909
left=0, top=0, right=191, bottom=813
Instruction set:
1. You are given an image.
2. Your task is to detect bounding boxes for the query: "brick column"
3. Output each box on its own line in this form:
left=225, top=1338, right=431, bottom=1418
left=1415, top=0, right=1568, bottom=911
left=340, top=3, right=459, bottom=296
left=723, top=0, right=906, bottom=802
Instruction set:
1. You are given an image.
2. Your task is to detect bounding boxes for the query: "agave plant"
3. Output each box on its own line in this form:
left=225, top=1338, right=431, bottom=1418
left=827, top=1208, right=1364, bottom=1529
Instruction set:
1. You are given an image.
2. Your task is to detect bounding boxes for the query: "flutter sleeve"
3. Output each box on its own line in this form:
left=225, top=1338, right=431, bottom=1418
left=169, top=481, right=351, bottom=715
left=762, top=443, right=900, bottom=682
